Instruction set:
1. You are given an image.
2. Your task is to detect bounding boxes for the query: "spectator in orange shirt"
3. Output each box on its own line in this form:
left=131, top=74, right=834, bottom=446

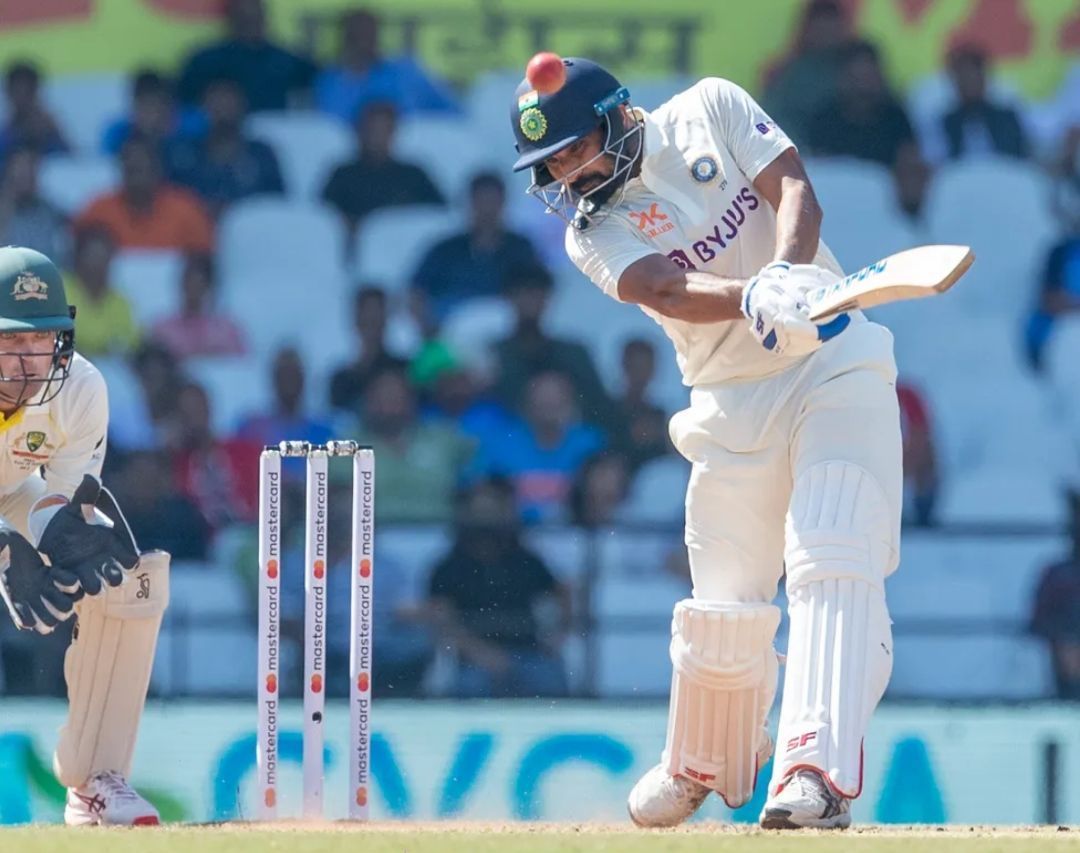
left=75, top=135, right=214, bottom=253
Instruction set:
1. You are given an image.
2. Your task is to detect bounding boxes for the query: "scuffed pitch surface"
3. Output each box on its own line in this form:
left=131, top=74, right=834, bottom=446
left=0, top=823, right=1076, bottom=852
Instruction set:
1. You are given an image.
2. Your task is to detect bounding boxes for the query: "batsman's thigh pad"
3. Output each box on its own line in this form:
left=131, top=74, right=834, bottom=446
left=54, top=551, right=169, bottom=787
left=773, top=461, right=894, bottom=798
left=662, top=599, right=781, bottom=807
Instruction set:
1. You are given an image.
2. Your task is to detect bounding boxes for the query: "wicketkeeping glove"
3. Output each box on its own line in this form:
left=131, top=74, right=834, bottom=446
left=37, top=474, right=139, bottom=598
left=0, top=528, right=79, bottom=634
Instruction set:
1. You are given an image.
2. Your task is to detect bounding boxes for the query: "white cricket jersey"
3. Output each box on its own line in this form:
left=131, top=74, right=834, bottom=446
left=0, top=352, right=107, bottom=501
left=566, top=77, right=850, bottom=387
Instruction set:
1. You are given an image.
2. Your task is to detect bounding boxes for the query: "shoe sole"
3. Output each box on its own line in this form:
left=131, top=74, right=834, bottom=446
left=760, top=807, right=851, bottom=830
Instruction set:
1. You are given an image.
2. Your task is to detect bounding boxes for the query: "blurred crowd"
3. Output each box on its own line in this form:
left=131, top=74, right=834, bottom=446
left=0, top=0, right=1078, bottom=699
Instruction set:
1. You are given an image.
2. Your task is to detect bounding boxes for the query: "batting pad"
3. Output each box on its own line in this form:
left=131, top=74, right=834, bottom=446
left=773, top=461, right=895, bottom=798
left=54, top=550, right=169, bottom=788
left=662, top=599, right=781, bottom=807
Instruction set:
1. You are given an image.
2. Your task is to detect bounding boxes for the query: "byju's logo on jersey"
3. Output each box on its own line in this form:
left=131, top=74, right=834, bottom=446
left=629, top=203, right=674, bottom=238
left=665, top=186, right=761, bottom=270
left=755, top=120, right=777, bottom=135
left=690, top=155, right=719, bottom=183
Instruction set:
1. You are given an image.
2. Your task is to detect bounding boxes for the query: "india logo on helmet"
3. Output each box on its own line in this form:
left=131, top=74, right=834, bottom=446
left=519, top=107, right=548, bottom=142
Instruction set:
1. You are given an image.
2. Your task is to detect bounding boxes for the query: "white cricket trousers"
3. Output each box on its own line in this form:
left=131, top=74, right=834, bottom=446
left=669, top=319, right=903, bottom=603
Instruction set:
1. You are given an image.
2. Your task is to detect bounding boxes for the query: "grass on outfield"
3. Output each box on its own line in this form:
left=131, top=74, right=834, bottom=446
left=0, top=823, right=1078, bottom=853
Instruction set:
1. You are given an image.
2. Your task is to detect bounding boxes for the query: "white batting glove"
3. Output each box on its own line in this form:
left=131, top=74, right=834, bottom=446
left=741, top=262, right=850, bottom=356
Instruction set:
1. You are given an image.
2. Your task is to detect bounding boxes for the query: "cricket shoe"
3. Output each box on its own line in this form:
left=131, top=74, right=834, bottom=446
left=627, top=764, right=711, bottom=828
left=65, top=770, right=160, bottom=826
left=759, top=768, right=851, bottom=829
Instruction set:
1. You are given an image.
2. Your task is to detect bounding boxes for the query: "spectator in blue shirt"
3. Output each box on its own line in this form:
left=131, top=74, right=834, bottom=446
left=102, top=70, right=205, bottom=157
left=1025, top=153, right=1080, bottom=371
left=412, top=171, right=541, bottom=324
left=166, top=74, right=284, bottom=216
left=480, top=369, right=604, bottom=522
left=177, top=0, right=318, bottom=112
left=316, top=8, right=459, bottom=124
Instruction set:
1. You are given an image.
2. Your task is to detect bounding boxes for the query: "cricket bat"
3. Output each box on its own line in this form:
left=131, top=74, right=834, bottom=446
left=806, top=244, right=974, bottom=321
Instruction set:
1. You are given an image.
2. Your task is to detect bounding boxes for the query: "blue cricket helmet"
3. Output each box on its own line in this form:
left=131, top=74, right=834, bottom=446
left=511, top=57, right=629, bottom=172
left=509, top=57, right=641, bottom=229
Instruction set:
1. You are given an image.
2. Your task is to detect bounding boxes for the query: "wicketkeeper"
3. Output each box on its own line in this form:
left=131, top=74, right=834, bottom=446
left=0, top=246, right=167, bottom=826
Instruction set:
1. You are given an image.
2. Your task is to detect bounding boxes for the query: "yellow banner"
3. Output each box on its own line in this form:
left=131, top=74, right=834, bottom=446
left=0, top=0, right=1074, bottom=98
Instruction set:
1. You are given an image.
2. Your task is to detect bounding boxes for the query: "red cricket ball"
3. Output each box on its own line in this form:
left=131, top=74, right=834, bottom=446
left=526, top=52, right=566, bottom=94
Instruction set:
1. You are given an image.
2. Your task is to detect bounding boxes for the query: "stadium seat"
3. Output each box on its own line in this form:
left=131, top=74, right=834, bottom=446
left=93, top=355, right=158, bottom=451
left=217, top=265, right=353, bottom=401
left=593, top=574, right=689, bottom=697
left=439, top=296, right=515, bottom=371
left=393, top=115, right=491, bottom=200
left=889, top=533, right=1062, bottom=623
left=936, top=467, right=1067, bottom=526
left=109, top=249, right=183, bottom=326
left=889, top=635, right=1052, bottom=700
left=1043, top=316, right=1080, bottom=433
left=618, top=456, right=689, bottom=525
left=184, top=355, right=271, bottom=434
left=218, top=198, right=348, bottom=282
left=38, top=155, right=118, bottom=215
left=622, top=76, right=696, bottom=111
left=353, top=206, right=459, bottom=292
left=524, top=526, right=589, bottom=585
left=465, top=70, right=524, bottom=173
left=803, top=157, right=920, bottom=273
left=595, top=530, right=686, bottom=580
left=925, top=158, right=1056, bottom=317
left=152, top=561, right=256, bottom=697
left=44, top=73, right=128, bottom=154
left=246, top=111, right=355, bottom=199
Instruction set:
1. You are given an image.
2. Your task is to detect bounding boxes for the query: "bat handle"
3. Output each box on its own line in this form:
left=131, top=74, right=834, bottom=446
left=816, top=313, right=850, bottom=342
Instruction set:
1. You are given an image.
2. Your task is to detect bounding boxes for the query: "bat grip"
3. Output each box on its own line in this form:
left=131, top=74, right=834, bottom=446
left=816, top=313, right=850, bottom=342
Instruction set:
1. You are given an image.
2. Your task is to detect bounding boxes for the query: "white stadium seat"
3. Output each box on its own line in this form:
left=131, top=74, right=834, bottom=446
left=218, top=198, right=347, bottom=282
left=44, top=73, right=128, bottom=154
left=152, top=561, right=255, bottom=697
left=184, top=356, right=271, bottom=435
left=618, top=455, right=689, bottom=525
left=109, top=249, right=184, bottom=326
left=353, top=206, right=458, bottom=292
left=393, top=115, right=491, bottom=200
left=622, top=76, right=695, bottom=111
left=889, top=635, right=1052, bottom=700
left=439, top=296, right=515, bottom=371
left=246, top=111, right=355, bottom=199
left=465, top=70, right=525, bottom=173
left=804, top=157, right=919, bottom=273
left=925, top=158, right=1056, bottom=317
left=38, top=155, right=118, bottom=215
left=937, top=467, right=1066, bottom=526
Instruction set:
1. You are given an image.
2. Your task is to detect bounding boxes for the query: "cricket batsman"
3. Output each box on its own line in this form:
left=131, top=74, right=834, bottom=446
left=510, top=57, right=901, bottom=829
left=0, top=246, right=167, bottom=826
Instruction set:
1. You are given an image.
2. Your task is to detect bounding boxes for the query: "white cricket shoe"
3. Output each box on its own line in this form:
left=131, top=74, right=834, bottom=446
left=65, top=770, right=160, bottom=826
left=759, top=768, right=851, bottom=829
left=627, top=764, right=710, bottom=828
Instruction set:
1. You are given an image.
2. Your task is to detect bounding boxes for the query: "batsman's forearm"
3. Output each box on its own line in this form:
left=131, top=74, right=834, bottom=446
left=772, top=178, right=821, bottom=264
left=652, top=271, right=746, bottom=323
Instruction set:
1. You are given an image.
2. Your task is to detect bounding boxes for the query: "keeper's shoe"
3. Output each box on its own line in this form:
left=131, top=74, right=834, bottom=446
left=65, top=770, right=160, bottom=826
left=627, top=764, right=710, bottom=828
left=759, top=768, right=851, bottom=829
